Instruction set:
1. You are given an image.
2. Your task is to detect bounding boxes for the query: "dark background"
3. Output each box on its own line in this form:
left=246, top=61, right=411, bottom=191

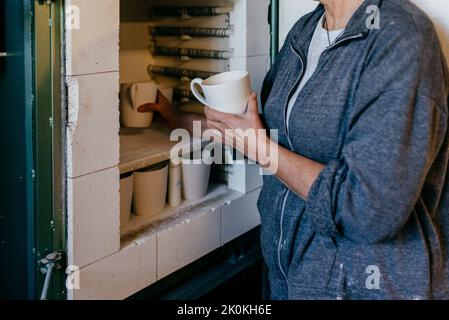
left=0, top=0, right=34, bottom=299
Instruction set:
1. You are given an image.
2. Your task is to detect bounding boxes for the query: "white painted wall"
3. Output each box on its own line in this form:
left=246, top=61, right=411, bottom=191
left=279, top=0, right=318, bottom=47
left=279, top=0, right=449, bottom=61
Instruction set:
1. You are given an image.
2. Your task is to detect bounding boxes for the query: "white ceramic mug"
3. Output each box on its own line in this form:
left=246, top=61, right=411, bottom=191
left=133, top=162, right=168, bottom=217
left=190, top=70, right=251, bottom=114
left=120, top=172, right=134, bottom=228
left=131, top=83, right=173, bottom=107
left=120, top=82, right=155, bottom=128
left=120, top=82, right=174, bottom=128
left=181, top=150, right=213, bottom=201
left=168, top=160, right=182, bottom=207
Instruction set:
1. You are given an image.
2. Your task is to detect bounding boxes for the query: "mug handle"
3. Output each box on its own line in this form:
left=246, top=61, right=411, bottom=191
left=129, top=83, right=138, bottom=108
left=190, top=78, right=208, bottom=106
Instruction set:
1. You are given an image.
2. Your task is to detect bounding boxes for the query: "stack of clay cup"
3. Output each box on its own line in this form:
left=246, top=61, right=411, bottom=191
left=165, top=147, right=213, bottom=206
left=119, top=149, right=214, bottom=229
left=119, top=162, right=169, bottom=228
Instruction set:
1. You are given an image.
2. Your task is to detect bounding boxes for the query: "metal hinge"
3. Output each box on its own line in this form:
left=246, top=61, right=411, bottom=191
left=37, top=0, right=57, bottom=5
left=38, top=252, right=63, bottom=300
left=0, top=52, right=19, bottom=58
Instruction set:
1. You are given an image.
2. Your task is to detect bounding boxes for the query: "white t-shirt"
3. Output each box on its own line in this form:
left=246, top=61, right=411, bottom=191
left=286, top=15, right=345, bottom=129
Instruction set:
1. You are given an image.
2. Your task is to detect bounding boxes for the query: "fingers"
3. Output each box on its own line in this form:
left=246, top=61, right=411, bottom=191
left=138, top=103, right=161, bottom=113
left=205, top=128, right=225, bottom=144
left=247, top=92, right=259, bottom=114
left=204, top=107, right=221, bottom=121
left=206, top=119, right=239, bottom=147
left=157, top=90, right=171, bottom=105
left=138, top=91, right=173, bottom=113
left=204, top=106, right=240, bottom=123
left=206, top=119, right=225, bottom=132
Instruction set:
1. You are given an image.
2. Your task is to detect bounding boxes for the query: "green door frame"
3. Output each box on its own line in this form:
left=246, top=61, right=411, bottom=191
left=33, top=0, right=65, bottom=300
left=0, top=0, right=66, bottom=300
left=269, top=0, right=279, bottom=63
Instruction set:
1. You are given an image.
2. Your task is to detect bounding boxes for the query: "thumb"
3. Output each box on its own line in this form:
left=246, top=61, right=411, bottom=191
left=247, top=92, right=259, bottom=114
left=138, top=103, right=160, bottom=113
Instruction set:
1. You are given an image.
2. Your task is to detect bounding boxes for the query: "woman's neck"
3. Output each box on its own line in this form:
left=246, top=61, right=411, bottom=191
left=320, top=0, right=364, bottom=30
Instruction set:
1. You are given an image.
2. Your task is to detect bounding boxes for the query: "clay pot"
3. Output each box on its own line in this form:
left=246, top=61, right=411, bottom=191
left=133, top=162, right=168, bottom=217
left=168, top=160, right=182, bottom=207
left=181, top=150, right=212, bottom=201
left=120, top=172, right=134, bottom=227
left=120, top=82, right=174, bottom=128
left=120, top=82, right=156, bottom=128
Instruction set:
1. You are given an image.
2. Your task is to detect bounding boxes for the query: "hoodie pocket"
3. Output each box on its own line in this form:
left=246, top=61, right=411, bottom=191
left=287, top=233, right=338, bottom=293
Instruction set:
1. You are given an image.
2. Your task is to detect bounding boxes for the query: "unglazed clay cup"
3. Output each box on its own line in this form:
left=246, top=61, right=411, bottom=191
left=120, top=82, right=174, bottom=128
left=120, top=172, right=134, bottom=227
left=120, top=82, right=156, bottom=128
left=181, top=150, right=212, bottom=201
left=168, top=160, right=182, bottom=207
left=133, top=162, right=168, bottom=217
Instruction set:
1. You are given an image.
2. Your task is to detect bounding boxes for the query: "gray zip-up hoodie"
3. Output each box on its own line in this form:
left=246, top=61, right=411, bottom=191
left=258, top=0, right=449, bottom=299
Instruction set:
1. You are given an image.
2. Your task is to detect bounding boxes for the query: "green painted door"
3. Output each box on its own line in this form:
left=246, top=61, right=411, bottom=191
left=0, top=0, right=35, bottom=300
left=34, top=0, right=65, bottom=300
left=0, top=0, right=64, bottom=299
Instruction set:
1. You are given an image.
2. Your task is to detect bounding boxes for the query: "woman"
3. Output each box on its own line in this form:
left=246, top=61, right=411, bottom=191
left=140, top=0, right=449, bottom=299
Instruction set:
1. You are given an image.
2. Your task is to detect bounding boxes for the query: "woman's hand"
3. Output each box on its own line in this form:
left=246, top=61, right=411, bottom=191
left=138, top=90, right=181, bottom=130
left=205, top=92, right=324, bottom=198
left=138, top=90, right=207, bottom=137
left=204, top=93, right=270, bottom=165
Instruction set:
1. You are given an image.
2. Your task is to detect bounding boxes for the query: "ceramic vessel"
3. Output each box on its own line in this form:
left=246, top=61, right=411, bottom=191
left=168, top=160, right=182, bottom=207
left=120, top=82, right=174, bottom=128
left=181, top=150, right=212, bottom=201
left=120, top=172, right=134, bottom=227
left=120, top=82, right=156, bottom=128
left=133, top=162, right=168, bottom=217
left=190, top=70, right=251, bottom=114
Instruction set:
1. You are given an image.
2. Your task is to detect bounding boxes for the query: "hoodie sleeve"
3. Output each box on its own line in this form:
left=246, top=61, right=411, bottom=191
left=304, top=22, right=449, bottom=244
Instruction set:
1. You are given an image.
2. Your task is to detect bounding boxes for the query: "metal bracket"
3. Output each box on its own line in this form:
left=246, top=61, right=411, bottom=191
left=39, top=252, right=63, bottom=300
left=0, top=52, right=20, bottom=58
left=37, top=0, right=57, bottom=5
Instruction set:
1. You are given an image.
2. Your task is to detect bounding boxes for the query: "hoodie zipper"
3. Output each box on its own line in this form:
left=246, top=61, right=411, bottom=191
left=276, top=32, right=365, bottom=287
left=284, top=44, right=305, bottom=149
left=277, top=188, right=290, bottom=283
left=286, top=32, right=365, bottom=139
left=277, top=47, right=306, bottom=285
